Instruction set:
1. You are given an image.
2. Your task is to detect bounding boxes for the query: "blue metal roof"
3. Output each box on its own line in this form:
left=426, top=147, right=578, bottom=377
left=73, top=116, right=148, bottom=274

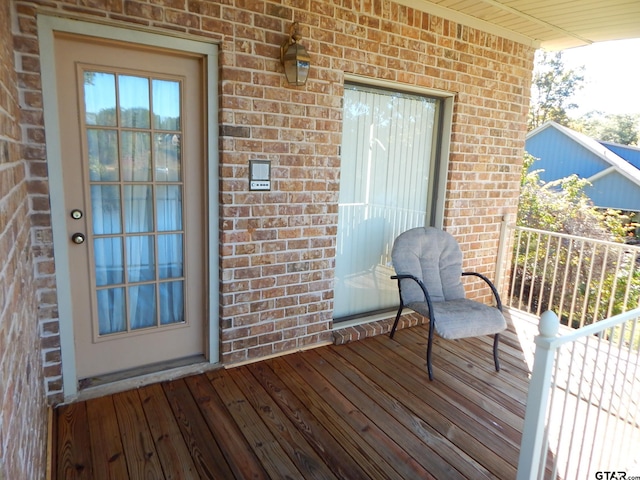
left=599, top=141, right=640, bottom=170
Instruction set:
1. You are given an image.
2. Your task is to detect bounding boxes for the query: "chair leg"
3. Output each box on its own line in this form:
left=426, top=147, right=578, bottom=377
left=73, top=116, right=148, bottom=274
left=389, top=305, right=403, bottom=339
left=493, top=333, right=501, bottom=372
left=426, top=321, right=434, bottom=380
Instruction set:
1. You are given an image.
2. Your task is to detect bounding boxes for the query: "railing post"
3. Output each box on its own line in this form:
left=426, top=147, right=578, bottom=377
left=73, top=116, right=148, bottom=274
left=517, top=311, right=560, bottom=480
left=495, top=213, right=512, bottom=297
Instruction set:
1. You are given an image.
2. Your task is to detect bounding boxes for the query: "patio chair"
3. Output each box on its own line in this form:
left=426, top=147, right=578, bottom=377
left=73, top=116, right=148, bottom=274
left=389, top=227, right=507, bottom=380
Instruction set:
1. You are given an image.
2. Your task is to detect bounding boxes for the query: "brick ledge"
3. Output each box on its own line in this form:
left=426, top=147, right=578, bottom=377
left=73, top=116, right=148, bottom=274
left=332, top=313, right=425, bottom=345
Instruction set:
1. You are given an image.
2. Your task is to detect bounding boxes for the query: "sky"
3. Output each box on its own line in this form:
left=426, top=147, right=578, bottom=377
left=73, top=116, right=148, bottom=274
left=558, top=38, right=640, bottom=118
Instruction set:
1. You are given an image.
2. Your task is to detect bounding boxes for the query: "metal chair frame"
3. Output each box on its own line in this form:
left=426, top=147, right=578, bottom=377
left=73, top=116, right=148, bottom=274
left=390, top=271, right=503, bottom=380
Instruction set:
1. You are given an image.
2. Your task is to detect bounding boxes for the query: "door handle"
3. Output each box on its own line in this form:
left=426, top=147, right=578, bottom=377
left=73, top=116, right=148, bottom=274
left=71, top=233, right=86, bottom=244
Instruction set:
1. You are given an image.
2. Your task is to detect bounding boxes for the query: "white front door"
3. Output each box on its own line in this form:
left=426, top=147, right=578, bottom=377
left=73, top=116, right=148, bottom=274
left=52, top=32, right=207, bottom=382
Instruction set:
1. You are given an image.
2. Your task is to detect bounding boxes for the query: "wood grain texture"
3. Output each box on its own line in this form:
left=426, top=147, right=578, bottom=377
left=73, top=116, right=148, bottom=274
left=55, top=309, right=547, bottom=479
left=56, top=401, right=93, bottom=479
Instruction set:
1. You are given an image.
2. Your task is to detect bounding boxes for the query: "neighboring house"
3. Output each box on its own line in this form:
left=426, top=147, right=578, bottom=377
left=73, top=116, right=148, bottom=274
left=526, top=121, right=640, bottom=215
left=1, top=0, right=639, bottom=478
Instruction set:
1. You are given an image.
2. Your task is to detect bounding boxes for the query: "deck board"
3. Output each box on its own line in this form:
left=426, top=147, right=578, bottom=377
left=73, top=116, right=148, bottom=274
left=138, top=382, right=200, bottom=479
left=55, top=310, right=540, bottom=479
left=184, top=373, right=270, bottom=480
left=86, top=396, right=129, bottom=479
left=162, top=378, right=236, bottom=479
left=56, top=401, right=93, bottom=479
left=112, top=389, right=165, bottom=478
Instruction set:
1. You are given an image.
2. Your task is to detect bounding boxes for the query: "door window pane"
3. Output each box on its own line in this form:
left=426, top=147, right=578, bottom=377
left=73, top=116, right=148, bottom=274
left=160, top=281, right=184, bottom=325
left=152, top=79, right=181, bottom=130
left=118, top=75, right=150, bottom=128
left=97, top=288, right=126, bottom=335
left=121, top=132, right=151, bottom=181
left=334, top=83, right=440, bottom=320
left=87, top=129, right=119, bottom=181
left=91, top=185, right=122, bottom=235
left=158, top=234, right=183, bottom=279
left=94, top=238, right=124, bottom=286
left=157, top=185, right=182, bottom=232
left=129, top=284, right=156, bottom=329
left=84, top=72, right=117, bottom=127
left=126, top=235, right=155, bottom=282
left=154, top=134, right=181, bottom=182
left=124, top=185, right=153, bottom=233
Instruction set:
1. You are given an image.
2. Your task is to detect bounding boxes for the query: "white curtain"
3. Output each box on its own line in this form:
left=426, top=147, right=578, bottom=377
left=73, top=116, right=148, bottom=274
left=87, top=73, right=184, bottom=335
left=334, top=84, right=439, bottom=320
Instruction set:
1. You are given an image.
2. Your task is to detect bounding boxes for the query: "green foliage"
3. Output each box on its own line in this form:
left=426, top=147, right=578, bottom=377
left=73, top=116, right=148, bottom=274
left=572, top=112, right=640, bottom=146
left=528, top=51, right=584, bottom=131
left=517, top=153, right=629, bottom=240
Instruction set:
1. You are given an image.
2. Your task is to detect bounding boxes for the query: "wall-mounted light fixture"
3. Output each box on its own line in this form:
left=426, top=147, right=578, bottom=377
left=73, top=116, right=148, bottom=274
left=280, top=22, right=310, bottom=86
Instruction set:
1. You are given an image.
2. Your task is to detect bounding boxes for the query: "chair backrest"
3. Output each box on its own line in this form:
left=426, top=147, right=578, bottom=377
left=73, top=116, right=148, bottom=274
left=391, top=227, right=465, bottom=304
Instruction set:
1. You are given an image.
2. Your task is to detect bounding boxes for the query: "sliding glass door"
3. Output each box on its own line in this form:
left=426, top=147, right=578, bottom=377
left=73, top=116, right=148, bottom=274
left=334, top=83, right=443, bottom=321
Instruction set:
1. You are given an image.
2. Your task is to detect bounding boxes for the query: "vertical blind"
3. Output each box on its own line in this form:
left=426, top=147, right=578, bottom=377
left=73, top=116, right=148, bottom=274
left=334, top=84, right=440, bottom=320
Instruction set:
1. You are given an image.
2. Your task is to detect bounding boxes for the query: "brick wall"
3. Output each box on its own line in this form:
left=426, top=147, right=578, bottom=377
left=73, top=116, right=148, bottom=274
left=0, top=1, right=48, bottom=479
left=10, top=0, right=534, bottom=404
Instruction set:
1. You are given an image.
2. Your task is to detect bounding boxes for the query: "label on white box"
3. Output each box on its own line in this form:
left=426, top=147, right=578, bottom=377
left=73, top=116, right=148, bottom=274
left=250, top=180, right=271, bottom=190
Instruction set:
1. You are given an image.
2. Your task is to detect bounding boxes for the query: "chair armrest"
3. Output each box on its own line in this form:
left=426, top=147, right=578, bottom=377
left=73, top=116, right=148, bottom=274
left=391, top=274, right=434, bottom=311
left=462, top=271, right=503, bottom=311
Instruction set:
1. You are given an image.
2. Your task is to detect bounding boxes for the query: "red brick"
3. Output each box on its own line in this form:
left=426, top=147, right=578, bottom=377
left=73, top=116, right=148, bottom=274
left=7, top=0, right=532, bottom=422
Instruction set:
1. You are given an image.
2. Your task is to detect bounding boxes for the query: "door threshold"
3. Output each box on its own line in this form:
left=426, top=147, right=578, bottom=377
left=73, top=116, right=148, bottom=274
left=69, top=355, right=219, bottom=404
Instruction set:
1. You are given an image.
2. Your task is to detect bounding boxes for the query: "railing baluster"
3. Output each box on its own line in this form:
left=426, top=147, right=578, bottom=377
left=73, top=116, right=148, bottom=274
left=519, top=231, right=534, bottom=311
left=557, top=238, right=574, bottom=324
left=537, top=234, right=553, bottom=317
left=593, top=245, right=612, bottom=322
left=552, top=340, right=575, bottom=479
left=606, top=247, right=625, bottom=318
left=547, top=235, right=563, bottom=320
left=567, top=240, right=585, bottom=328
left=510, top=228, right=524, bottom=309
left=605, top=321, right=630, bottom=468
left=621, top=248, right=637, bottom=313
left=564, top=338, right=590, bottom=479
left=579, top=242, right=598, bottom=328
left=527, top=231, right=542, bottom=313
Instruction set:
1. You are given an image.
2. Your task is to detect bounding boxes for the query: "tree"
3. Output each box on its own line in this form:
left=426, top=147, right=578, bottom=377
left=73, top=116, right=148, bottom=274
left=528, top=51, right=584, bottom=131
left=573, top=112, right=640, bottom=146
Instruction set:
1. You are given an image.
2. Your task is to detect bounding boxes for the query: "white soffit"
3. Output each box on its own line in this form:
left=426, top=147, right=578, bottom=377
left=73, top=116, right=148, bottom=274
left=399, top=0, right=640, bottom=50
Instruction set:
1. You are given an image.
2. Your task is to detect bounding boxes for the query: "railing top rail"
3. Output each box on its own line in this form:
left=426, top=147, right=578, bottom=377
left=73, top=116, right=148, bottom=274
left=510, top=224, right=640, bottom=252
left=537, top=306, right=640, bottom=349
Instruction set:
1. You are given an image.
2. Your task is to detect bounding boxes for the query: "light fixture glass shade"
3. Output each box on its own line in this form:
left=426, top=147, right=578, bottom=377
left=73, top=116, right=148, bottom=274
left=281, top=23, right=310, bottom=86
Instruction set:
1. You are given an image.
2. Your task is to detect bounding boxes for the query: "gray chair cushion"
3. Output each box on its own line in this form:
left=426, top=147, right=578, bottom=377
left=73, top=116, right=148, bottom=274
left=408, top=299, right=507, bottom=339
left=392, top=227, right=465, bottom=304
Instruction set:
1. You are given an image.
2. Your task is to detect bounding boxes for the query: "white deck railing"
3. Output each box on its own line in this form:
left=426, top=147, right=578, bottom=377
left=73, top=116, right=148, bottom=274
left=517, top=308, right=640, bottom=479
left=497, top=221, right=640, bottom=478
left=500, top=221, right=640, bottom=327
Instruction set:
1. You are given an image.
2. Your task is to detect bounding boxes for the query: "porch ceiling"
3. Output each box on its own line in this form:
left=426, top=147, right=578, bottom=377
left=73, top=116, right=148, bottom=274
left=404, top=0, right=640, bottom=50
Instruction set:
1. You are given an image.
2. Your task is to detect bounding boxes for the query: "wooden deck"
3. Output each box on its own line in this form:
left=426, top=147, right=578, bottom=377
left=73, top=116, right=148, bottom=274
left=53, top=310, right=539, bottom=479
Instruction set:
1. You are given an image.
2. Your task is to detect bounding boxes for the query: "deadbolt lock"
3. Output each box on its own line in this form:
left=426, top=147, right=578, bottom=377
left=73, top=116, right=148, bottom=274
left=71, top=233, right=85, bottom=244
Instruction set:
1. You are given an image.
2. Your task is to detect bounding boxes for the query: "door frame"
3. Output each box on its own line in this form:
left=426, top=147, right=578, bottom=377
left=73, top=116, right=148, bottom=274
left=38, top=15, right=220, bottom=399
